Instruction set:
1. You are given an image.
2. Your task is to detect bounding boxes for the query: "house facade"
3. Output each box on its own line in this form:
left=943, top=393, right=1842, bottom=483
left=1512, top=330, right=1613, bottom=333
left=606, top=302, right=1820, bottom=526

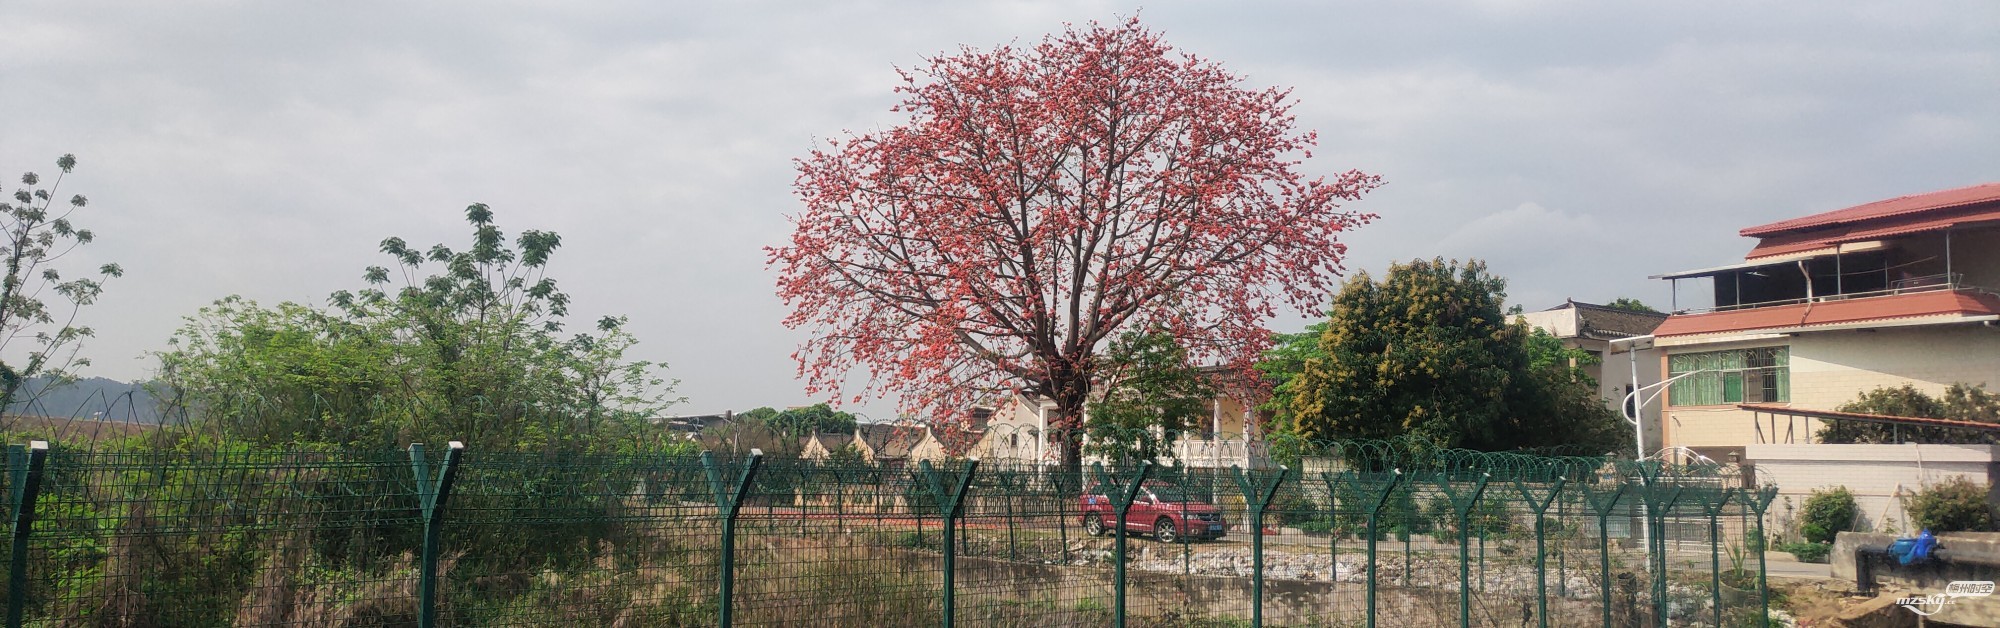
left=846, top=423, right=927, bottom=466
left=800, top=432, right=857, bottom=460
left=976, top=387, right=1270, bottom=468
left=1647, top=183, right=2000, bottom=462
left=805, top=418, right=991, bottom=465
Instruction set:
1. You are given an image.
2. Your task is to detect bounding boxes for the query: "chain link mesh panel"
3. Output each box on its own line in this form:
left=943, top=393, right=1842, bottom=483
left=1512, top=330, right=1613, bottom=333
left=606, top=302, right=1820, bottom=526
left=0, top=437, right=1766, bottom=627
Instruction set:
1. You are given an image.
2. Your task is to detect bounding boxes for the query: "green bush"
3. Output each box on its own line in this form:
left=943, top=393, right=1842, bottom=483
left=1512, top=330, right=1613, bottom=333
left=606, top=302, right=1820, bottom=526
left=1907, top=477, right=1994, bottom=533
left=1269, top=488, right=1327, bottom=527
left=1777, top=541, right=1830, bottom=564
left=1330, top=479, right=1423, bottom=536
left=1422, top=494, right=1513, bottom=543
left=1799, top=487, right=1857, bottom=544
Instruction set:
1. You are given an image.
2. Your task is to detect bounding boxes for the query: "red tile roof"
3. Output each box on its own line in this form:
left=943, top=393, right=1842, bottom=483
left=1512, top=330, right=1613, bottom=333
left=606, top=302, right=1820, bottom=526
left=1654, top=290, right=2000, bottom=337
left=1744, top=203, right=2000, bottom=260
left=1740, top=183, right=2000, bottom=238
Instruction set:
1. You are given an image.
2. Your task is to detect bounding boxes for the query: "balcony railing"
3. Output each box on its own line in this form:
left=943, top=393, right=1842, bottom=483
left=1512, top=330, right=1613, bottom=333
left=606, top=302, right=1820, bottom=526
left=1676, top=273, right=1987, bottom=315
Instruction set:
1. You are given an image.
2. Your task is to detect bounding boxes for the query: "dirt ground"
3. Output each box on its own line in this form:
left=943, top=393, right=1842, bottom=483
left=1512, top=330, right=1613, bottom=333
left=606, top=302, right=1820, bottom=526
left=1770, top=577, right=1980, bottom=628
left=1778, top=579, right=1856, bottom=627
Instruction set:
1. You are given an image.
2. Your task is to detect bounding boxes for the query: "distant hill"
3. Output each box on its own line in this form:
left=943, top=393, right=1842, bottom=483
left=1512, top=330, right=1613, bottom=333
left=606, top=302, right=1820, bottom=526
left=5, top=376, right=166, bottom=424
left=1, top=414, right=157, bottom=443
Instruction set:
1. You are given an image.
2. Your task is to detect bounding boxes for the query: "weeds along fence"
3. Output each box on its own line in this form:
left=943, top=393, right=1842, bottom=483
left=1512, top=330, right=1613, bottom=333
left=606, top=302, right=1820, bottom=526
left=0, top=438, right=1777, bottom=627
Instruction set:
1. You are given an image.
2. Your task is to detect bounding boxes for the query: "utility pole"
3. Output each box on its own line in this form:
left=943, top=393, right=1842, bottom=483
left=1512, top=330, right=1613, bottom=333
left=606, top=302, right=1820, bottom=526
left=1611, top=333, right=1712, bottom=563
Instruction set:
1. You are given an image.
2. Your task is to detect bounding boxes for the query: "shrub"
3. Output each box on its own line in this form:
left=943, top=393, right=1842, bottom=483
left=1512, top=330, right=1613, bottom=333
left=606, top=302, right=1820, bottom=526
left=1907, top=477, right=1994, bottom=533
left=1799, top=487, right=1857, bottom=544
left=1422, top=494, right=1513, bottom=543
left=1777, top=541, right=1831, bottom=564
left=1330, top=480, right=1423, bottom=536
left=1269, top=489, right=1327, bottom=527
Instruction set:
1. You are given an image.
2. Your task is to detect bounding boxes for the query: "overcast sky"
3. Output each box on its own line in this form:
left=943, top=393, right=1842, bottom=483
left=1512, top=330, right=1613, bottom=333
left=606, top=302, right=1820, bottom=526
left=3, top=1, right=1996, bottom=419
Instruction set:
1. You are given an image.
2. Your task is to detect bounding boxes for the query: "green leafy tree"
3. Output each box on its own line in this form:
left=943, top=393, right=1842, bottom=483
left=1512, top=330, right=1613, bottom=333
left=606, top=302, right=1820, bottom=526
left=158, top=205, right=679, bottom=450
left=699, top=416, right=791, bottom=455
left=551, top=316, right=682, bottom=441
left=0, top=154, right=122, bottom=422
left=1819, top=384, right=2000, bottom=444
left=1518, top=327, right=1630, bottom=453
left=1254, top=322, right=1326, bottom=432
left=1282, top=258, right=1627, bottom=451
left=1603, top=297, right=1660, bottom=314
left=768, top=403, right=859, bottom=437
left=331, top=202, right=573, bottom=446
left=154, top=297, right=399, bottom=443
left=1084, top=330, right=1216, bottom=463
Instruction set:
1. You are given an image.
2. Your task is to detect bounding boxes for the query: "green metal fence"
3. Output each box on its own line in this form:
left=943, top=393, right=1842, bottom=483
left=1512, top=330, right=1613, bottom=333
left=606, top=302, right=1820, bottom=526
left=0, top=438, right=1775, bottom=627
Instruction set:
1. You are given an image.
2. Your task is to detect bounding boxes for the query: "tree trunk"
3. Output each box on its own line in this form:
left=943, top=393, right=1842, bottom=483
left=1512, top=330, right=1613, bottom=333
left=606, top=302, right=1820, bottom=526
left=0, top=367, right=17, bottom=432
left=1053, top=382, right=1089, bottom=477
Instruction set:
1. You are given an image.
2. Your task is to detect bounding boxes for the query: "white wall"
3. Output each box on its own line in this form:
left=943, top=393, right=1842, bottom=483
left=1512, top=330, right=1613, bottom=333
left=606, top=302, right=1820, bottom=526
left=1787, top=324, right=2000, bottom=405
left=1518, top=309, right=1578, bottom=338
left=1749, top=443, right=1998, bottom=533
left=981, top=394, right=1050, bottom=463
left=1602, top=343, right=1665, bottom=455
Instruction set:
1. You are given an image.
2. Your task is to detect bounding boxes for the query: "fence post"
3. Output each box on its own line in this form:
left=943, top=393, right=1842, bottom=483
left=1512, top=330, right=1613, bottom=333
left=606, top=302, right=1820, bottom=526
left=1515, top=472, right=1568, bottom=628
left=409, top=441, right=464, bottom=628
left=1581, top=481, right=1626, bottom=628
left=832, top=463, right=847, bottom=531
left=1435, top=471, right=1491, bottom=628
left=1348, top=469, right=1401, bottom=628
left=1745, top=486, right=1778, bottom=627
left=5, top=441, right=48, bottom=628
left=796, top=462, right=817, bottom=537
left=1640, top=481, right=1683, bottom=628
left=995, top=467, right=1020, bottom=562
left=1699, top=487, right=1738, bottom=627
left=1320, top=472, right=1346, bottom=600
left=920, top=459, right=979, bottom=628
left=1556, top=490, right=1568, bottom=598
left=1090, top=460, right=1152, bottom=628
left=703, top=449, right=764, bottom=628
left=1163, top=461, right=1192, bottom=575
left=1231, top=464, right=1289, bottom=628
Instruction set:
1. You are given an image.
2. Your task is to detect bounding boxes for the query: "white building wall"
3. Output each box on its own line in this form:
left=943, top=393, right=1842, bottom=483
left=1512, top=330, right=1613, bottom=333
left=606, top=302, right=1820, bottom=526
left=1786, top=325, right=2000, bottom=405
left=1601, top=343, right=1665, bottom=455
left=981, top=394, right=1051, bottom=464
left=1749, top=443, right=1998, bottom=533
left=1518, top=309, right=1579, bottom=338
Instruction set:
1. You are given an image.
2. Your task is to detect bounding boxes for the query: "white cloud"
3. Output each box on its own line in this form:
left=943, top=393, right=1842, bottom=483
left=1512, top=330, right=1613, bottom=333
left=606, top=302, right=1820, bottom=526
left=0, top=0, right=1995, bottom=418
left=1436, top=202, right=1605, bottom=257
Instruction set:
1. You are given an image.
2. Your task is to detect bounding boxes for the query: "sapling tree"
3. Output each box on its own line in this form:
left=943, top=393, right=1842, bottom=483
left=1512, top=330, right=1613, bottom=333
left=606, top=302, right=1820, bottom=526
left=0, top=154, right=122, bottom=422
left=161, top=205, right=678, bottom=450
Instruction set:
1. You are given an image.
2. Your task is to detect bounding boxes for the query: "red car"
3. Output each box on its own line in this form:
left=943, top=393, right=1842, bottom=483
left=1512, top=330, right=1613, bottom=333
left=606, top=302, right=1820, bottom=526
left=1079, top=481, right=1228, bottom=543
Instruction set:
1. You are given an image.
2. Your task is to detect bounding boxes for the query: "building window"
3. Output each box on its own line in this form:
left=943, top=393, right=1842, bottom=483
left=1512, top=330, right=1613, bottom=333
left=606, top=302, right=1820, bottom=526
left=1668, top=347, right=1789, bottom=406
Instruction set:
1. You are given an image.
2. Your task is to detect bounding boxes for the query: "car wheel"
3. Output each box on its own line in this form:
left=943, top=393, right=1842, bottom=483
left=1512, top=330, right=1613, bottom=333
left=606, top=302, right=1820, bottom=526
left=1084, top=515, right=1106, bottom=537
left=1155, top=518, right=1179, bottom=544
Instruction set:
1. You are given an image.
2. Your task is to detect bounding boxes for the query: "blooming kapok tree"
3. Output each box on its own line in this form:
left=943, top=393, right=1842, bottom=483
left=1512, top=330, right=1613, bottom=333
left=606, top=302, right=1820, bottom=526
left=772, top=18, right=1379, bottom=471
